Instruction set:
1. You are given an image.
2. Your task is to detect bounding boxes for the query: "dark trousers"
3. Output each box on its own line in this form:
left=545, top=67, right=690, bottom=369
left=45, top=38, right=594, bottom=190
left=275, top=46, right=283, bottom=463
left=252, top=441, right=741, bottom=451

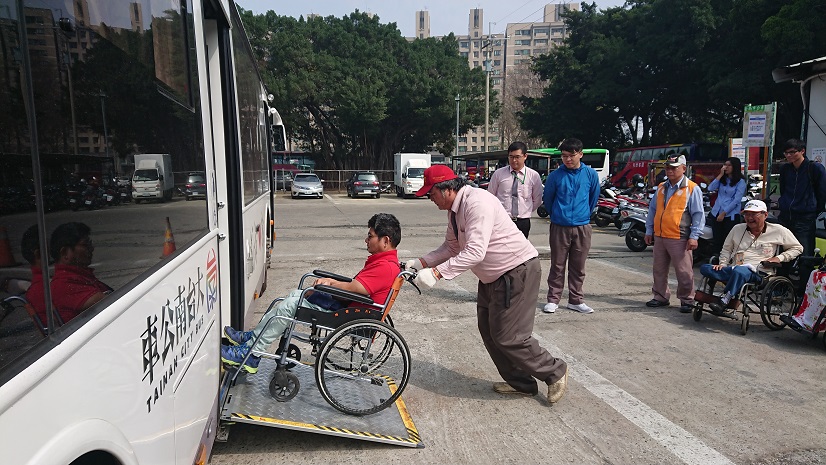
left=780, top=211, right=818, bottom=256
left=514, top=218, right=531, bottom=238
left=477, top=258, right=567, bottom=394
left=709, top=214, right=739, bottom=257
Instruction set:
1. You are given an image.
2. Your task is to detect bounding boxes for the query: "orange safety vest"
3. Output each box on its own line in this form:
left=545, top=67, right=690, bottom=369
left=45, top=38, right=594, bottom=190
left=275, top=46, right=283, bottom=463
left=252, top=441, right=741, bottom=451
left=653, top=178, right=697, bottom=240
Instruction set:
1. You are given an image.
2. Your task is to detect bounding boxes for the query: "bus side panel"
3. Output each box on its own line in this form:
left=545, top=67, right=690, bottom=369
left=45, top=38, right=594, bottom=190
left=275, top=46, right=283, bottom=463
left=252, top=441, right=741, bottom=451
left=0, top=239, right=220, bottom=465
left=241, top=194, right=271, bottom=325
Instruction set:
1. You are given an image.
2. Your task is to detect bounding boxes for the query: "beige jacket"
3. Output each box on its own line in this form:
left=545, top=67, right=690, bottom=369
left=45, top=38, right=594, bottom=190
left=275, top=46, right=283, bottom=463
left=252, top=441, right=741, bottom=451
left=719, top=223, right=803, bottom=274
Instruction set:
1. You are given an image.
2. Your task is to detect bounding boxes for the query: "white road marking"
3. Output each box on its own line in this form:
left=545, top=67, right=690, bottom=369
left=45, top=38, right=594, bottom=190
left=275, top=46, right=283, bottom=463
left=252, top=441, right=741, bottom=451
left=533, top=333, right=734, bottom=465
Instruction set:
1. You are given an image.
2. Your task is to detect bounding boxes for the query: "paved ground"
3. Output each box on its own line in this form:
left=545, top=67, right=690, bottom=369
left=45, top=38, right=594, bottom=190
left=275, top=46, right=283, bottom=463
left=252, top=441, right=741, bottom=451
left=211, top=193, right=826, bottom=465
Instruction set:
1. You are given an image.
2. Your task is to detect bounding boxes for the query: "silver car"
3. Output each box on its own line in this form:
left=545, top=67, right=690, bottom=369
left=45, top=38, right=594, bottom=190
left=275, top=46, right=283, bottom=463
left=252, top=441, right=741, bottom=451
left=291, top=173, right=324, bottom=199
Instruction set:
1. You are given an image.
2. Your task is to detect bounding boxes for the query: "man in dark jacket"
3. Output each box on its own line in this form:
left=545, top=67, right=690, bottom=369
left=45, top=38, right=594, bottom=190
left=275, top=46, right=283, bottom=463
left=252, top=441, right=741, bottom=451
left=778, top=139, right=826, bottom=256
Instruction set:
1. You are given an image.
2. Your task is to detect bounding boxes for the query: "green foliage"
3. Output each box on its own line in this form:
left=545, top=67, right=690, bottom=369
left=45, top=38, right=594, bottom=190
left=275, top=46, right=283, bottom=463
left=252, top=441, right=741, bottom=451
left=238, top=8, right=490, bottom=169
left=520, top=0, right=826, bottom=151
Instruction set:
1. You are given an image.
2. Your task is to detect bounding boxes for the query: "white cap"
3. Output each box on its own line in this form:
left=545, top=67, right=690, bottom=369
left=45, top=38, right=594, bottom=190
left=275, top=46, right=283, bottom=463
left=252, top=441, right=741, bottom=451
left=741, top=199, right=767, bottom=213
left=665, top=155, right=686, bottom=167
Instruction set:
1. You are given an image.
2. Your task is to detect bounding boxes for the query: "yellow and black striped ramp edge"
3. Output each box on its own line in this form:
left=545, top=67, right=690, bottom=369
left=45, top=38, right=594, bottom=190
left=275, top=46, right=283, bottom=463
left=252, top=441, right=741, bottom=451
left=221, top=358, right=423, bottom=448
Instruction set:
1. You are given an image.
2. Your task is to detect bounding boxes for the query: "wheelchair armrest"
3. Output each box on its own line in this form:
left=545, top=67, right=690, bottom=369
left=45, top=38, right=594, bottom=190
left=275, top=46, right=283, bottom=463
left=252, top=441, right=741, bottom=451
left=760, top=260, right=782, bottom=269
left=312, top=284, right=374, bottom=305
left=312, top=270, right=352, bottom=283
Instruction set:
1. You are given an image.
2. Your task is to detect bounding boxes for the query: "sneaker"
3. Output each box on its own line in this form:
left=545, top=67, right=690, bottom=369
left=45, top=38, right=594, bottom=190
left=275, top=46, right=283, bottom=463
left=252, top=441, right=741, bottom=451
left=492, top=382, right=536, bottom=396
left=645, top=299, right=669, bottom=307
left=220, top=344, right=260, bottom=374
left=224, top=326, right=254, bottom=346
left=542, top=302, right=558, bottom=313
left=547, top=367, right=568, bottom=404
left=679, top=303, right=693, bottom=313
left=567, top=302, right=594, bottom=314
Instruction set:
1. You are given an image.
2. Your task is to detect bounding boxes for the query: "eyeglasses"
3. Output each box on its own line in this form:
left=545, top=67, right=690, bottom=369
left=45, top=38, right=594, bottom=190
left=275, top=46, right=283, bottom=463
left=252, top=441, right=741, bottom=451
left=784, top=149, right=799, bottom=156
left=560, top=153, right=579, bottom=159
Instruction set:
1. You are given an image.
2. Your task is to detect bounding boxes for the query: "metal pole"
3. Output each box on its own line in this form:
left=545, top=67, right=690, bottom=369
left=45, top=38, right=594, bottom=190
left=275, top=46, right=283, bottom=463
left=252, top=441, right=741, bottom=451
left=100, top=92, right=109, bottom=158
left=455, top=94, right=460, bottom=161
left=484, top=62, right=489, bottom=154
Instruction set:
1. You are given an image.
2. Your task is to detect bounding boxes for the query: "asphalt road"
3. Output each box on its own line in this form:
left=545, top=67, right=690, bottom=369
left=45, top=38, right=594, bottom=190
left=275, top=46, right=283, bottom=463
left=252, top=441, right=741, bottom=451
left=211, top=192, right=826, bottom=465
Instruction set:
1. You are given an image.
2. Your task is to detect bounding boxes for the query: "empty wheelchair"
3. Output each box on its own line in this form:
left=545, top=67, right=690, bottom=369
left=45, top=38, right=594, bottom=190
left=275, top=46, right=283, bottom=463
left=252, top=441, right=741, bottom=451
left=692, top=258, right=799, bottom=335
left=229, top=266, right=419, bottom=416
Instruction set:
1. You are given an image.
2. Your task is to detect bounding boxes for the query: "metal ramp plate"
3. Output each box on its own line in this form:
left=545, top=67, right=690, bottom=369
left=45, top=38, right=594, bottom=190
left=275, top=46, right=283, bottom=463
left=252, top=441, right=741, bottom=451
left=221, top=358, right=423, bottom=448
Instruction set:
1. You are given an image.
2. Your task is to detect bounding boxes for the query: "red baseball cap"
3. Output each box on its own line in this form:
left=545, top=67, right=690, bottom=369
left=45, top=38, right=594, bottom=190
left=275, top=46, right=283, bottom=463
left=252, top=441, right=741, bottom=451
left=415, top=165, right=458, bottom=197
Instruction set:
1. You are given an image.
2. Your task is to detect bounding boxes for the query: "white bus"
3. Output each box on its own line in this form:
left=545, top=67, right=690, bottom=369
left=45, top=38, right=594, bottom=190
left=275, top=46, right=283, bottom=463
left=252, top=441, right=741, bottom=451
left=0, top=0, right=283, bottom=463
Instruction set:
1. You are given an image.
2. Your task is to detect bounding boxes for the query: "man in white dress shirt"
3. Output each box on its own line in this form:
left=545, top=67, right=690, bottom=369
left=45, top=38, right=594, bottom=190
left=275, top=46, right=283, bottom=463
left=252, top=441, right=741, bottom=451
left=488, top=141, right=544, bottom=238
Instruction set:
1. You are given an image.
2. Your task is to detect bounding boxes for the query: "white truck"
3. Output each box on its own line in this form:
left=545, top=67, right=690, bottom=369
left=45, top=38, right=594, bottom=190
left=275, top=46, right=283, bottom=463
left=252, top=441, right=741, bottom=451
left=132, top=153, right=174, bottom=202
left=394, top=153, right=431, bottom=197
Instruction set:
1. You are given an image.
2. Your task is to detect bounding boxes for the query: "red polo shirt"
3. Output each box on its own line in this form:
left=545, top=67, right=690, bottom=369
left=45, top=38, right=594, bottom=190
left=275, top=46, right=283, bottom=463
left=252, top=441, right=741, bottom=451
left=353, top=250, right=399, bottom=306
left=50, top=264, right=112, bottom=322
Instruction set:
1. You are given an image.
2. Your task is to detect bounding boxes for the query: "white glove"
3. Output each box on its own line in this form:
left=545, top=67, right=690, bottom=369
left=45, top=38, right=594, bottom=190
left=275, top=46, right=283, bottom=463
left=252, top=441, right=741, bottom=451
left=413, top=268, right=439, bottom=289
left=406, top=258, right=422, bottom=271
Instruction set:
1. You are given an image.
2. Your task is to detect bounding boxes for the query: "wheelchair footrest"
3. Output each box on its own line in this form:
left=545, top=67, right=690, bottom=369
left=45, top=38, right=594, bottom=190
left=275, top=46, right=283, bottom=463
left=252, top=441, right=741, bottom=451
left=694, top=291, right=720, bottom=305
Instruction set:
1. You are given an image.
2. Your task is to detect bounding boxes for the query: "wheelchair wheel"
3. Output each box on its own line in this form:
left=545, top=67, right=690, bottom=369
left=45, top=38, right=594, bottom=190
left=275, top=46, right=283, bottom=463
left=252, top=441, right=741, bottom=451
left=760, top=278, right=796, bottom=330
left=315, top=319, right=411, bottom=416
left=740, top=311, right=749, bottom=335
left=269, top=369, right=300, bottom=401
left=275, top=343, right=301, bottom=370
left=692, top=303, right=703, bottom=321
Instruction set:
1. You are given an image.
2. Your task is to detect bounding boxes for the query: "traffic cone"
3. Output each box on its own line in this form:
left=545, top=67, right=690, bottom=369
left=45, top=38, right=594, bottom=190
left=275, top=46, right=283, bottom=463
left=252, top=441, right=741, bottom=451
left=161, top=217, right=177, bottom=258
left=0, top=226, right=18, bottom=267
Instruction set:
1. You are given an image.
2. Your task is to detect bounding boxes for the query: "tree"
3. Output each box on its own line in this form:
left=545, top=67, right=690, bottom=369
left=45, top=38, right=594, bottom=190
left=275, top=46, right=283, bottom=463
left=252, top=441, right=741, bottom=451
left=238, top=9, right=491, bottom=170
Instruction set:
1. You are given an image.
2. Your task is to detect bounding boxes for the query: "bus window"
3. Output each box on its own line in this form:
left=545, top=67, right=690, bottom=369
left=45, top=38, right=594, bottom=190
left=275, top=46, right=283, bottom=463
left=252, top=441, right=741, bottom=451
left=697, top=143, right=726, bottom=161
left=652, top=148, right=666, bottom=160
left=631, top=149, right=643, bottom=161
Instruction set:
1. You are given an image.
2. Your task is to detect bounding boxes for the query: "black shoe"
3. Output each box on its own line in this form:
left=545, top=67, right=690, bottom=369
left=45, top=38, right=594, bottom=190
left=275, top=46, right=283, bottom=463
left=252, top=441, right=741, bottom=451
left=679, top=304, right=693, bottom=313
left=709, top=302, right=734, bottom=316
left=646, top=299, right=669, bottom=307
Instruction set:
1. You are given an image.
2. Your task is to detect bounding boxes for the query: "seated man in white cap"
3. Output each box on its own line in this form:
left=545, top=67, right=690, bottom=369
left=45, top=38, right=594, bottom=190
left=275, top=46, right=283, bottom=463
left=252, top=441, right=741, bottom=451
left=699, top=200, right=802, bottom=314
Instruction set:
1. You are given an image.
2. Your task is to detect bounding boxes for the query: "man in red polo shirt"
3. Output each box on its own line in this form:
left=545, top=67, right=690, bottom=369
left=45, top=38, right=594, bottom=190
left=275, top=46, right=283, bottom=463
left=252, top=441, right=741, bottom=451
left=221, top=213, right=402, bottom=374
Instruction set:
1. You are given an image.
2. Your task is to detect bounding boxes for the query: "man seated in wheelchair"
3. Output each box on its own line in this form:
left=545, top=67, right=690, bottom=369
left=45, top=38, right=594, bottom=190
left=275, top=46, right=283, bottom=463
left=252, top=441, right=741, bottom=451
left=699, top=200, right=802, bottom=314
left=221, top=213, right=402, bottom=373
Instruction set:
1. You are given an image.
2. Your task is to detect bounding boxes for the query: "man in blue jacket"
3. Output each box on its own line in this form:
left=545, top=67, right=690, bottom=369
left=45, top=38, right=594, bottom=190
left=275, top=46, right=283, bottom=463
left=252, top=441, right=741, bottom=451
left=778, top=139, right=826, bottom=256
left=542, top=138, right=600, bottom=314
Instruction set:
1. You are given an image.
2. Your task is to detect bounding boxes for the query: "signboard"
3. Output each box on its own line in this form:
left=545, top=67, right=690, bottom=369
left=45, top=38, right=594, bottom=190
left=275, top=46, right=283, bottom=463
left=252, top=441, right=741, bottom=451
left=811, top=147, right=826, bottom=169
left=742, top=103, right=776, bottom=148
left=730, top=138, right=746, bottom=168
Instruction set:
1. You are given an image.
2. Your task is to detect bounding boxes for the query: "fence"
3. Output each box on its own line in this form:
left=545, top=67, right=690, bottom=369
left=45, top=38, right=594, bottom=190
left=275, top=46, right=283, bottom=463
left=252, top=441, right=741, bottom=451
left=273, top=169, right=396, bottom=193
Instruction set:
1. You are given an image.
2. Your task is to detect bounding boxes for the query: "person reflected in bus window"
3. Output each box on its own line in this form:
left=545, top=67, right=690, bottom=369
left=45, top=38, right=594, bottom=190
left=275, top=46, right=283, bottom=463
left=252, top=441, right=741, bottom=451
left=221, top=213, right=401, bottom=374
left=707, top=157, right=746, bottom=256
left=778, top=139, right=826, bottom=256
left=49, top=222, right=113, bottom=323
left=21, top=225, right=47, bottom=320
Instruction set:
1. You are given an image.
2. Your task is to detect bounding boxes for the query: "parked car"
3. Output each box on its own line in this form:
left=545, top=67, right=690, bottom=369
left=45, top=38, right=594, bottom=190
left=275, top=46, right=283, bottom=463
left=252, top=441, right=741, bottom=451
left=291, top=173, right=324, bottom=199
left=184, top=171, right=207, bottom=200
left=346, top=171, right=381, bottom=198
left=274, top=171, right=293, bottom=190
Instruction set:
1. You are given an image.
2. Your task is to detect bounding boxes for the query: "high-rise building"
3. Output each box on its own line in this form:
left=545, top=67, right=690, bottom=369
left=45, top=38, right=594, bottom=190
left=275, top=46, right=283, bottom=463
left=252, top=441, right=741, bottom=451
left=420, top=3, right=578, bottom=154
left=415, top=10, right=430, bottom=39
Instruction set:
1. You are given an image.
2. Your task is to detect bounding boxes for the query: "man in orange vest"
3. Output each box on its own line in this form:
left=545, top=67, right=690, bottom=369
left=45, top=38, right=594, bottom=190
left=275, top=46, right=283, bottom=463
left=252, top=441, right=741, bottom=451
left=644, top=155, right=705, bottom=312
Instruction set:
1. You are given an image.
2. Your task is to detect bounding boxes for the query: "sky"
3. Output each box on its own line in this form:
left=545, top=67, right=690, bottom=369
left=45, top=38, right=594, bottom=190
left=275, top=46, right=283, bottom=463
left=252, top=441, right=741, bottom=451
left=234, top=1, right=627, bottom=38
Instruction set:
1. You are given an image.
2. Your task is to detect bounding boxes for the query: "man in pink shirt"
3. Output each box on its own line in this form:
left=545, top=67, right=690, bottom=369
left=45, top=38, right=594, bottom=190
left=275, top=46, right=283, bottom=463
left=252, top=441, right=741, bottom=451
left=487, top=141, right=544, bottom=238
left=408, top=165, right=569, bottom=404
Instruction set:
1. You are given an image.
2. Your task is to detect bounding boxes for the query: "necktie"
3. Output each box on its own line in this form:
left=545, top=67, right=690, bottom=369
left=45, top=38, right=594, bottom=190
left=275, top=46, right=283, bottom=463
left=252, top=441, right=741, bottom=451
left=511, top=171, right=519, bottom=218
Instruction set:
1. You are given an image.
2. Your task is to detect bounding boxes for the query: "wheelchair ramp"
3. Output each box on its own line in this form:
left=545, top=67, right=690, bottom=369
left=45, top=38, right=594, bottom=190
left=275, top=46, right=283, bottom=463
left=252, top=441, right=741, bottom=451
left=220, top=358, right=423, bottom=448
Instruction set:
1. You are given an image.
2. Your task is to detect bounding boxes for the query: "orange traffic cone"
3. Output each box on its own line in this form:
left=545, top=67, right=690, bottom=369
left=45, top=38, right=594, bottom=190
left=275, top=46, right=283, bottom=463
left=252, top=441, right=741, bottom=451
left=161, top=217, right=177, bottom=258
left=0, top=226, right=18, bottom=268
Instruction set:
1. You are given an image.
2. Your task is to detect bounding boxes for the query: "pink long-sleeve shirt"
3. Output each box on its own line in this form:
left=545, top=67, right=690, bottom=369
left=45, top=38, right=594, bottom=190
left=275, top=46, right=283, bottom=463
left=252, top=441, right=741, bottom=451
left=422, top=186, right=538, bottom=284
left=487, top=165, right=544, bottom=218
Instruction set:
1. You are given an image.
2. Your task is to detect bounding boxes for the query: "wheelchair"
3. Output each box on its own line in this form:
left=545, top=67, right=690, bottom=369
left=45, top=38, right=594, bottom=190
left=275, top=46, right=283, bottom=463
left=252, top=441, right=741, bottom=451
left=228, top=266, right=420, bottom=416
left=692, top=258, right=801, bottom=335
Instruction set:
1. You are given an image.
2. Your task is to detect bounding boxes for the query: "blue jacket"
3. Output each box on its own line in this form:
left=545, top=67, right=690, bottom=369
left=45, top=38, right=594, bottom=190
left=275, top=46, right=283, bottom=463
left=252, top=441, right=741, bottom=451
left=543, top=164, right=600, bottom=226
left=779, top=159, right=826, bottom=214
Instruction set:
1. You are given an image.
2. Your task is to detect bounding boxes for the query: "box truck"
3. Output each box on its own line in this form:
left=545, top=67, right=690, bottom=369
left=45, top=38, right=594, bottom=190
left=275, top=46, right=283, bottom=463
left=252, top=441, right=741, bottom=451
left=394, top=153, right=431, bottom=197
left=132, top=153, right=174, bottom=202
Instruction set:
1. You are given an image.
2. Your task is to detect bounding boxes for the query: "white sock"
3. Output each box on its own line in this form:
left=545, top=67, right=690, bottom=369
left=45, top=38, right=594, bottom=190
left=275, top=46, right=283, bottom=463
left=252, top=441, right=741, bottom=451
left=720, top=292, right=732, bottom=305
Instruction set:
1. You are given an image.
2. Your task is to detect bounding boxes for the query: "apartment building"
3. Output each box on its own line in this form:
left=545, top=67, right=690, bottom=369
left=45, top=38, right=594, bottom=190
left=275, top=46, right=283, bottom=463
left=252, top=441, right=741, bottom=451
left=417, top=3, right=578, bottom=154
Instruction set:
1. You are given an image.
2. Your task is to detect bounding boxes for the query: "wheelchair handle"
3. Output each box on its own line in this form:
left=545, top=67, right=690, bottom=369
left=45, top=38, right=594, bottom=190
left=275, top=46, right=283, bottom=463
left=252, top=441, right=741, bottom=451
left=400, top=269, right=422, bottom=295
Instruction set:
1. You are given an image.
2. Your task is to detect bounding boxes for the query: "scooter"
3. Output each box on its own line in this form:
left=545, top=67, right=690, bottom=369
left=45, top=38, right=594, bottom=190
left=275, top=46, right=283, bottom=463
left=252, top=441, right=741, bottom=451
left=618, top=203, right=649, bottom=252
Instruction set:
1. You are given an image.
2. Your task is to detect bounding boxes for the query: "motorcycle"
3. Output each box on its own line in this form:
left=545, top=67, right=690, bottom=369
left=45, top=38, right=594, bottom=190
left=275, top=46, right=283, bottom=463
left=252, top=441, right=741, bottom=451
left=618, top=203, right=649, bottom=252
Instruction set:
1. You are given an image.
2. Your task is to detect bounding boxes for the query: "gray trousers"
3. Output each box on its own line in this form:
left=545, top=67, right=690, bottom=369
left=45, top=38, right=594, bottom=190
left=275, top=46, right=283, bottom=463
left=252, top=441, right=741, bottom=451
left=547, top=223, right=592, bottom=305
left=477, top=258, right=567, bottom=394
